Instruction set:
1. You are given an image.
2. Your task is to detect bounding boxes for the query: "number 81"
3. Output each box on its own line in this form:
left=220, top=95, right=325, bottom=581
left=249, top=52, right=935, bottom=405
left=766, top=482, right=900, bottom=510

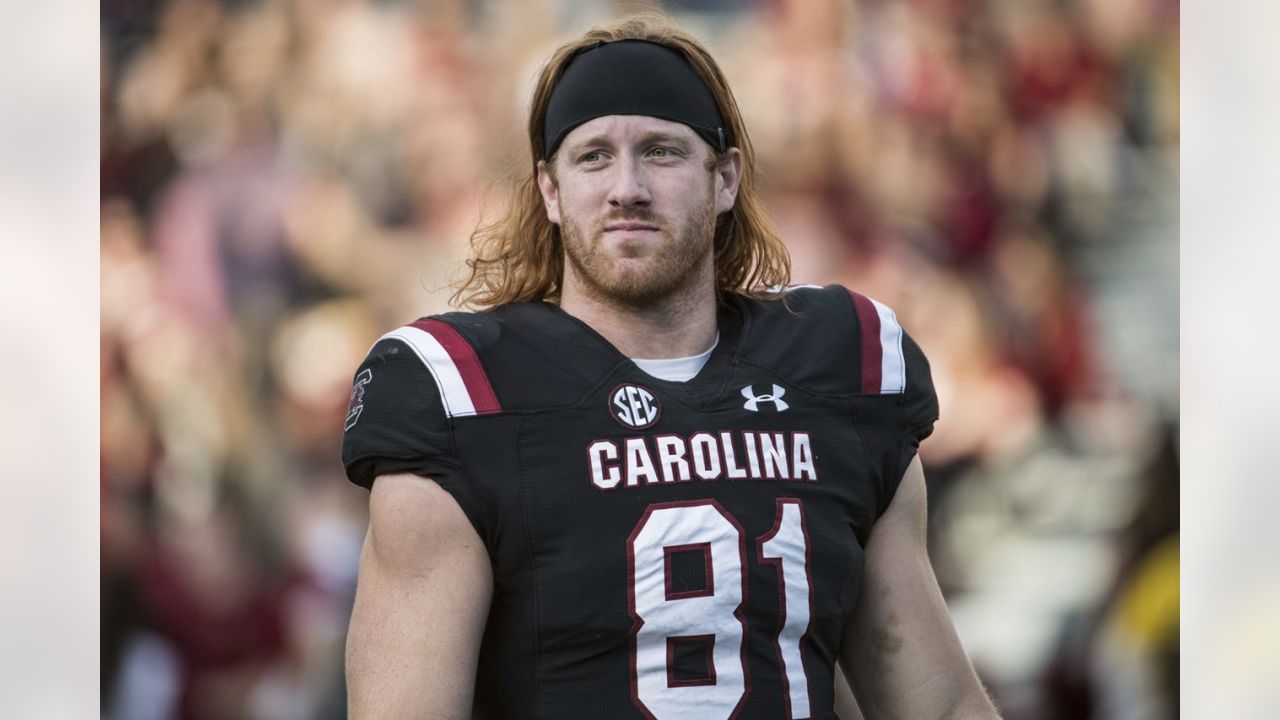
left=627, top=499, right=813, bottom=719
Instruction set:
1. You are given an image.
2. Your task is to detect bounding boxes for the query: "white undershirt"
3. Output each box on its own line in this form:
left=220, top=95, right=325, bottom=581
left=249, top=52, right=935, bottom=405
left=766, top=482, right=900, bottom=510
left=631, top=333, right=719, bottom=383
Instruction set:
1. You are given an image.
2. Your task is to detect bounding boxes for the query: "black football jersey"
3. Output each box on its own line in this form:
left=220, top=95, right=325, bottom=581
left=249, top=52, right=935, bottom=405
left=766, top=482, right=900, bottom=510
left=341, top=285, right=938, bottom=719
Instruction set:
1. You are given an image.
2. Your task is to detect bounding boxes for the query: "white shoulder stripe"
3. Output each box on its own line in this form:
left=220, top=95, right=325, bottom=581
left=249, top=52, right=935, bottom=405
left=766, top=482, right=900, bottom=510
left=763, top=283, right=826, bottom=294
left=379, top=326, right=478, bottom=417
left=870, top=298, right=906, bottom=394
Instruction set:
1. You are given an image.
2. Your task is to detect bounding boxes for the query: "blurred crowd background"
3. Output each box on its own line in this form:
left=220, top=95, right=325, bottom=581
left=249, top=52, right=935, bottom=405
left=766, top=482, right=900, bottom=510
left=99, top=0, right=1179, bottom=718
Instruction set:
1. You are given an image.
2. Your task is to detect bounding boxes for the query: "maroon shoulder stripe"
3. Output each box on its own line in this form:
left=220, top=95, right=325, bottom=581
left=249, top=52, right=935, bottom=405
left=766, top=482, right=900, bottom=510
left=847, top=290, right=883, bottom=394
left=408, top=318, right=502, bottom=415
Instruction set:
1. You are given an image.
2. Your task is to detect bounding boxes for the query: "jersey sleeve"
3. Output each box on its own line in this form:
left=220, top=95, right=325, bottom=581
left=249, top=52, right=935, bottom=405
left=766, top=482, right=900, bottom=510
left=888, top=330, right=939, bottom=485
left=844, top=290, right=940, bottom=517
left=340, top=335, right=488, bottom=544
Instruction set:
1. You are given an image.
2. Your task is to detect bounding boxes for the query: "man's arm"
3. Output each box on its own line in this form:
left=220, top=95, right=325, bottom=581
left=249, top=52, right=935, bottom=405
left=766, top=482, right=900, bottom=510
left=841, top=456, right=999, bottom=719
left=346, top=473, right=493, bottom=719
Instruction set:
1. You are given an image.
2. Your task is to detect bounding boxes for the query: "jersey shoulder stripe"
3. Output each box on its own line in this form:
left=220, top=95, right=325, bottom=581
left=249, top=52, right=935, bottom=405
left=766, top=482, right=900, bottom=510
left=846, top=290, right=906, bottom=395
left=377, top=318, right=501, bottom=418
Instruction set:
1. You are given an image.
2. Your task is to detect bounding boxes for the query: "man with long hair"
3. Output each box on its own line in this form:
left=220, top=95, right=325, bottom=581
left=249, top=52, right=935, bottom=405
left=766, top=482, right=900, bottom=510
left=341, top=14, right=999, bottom=719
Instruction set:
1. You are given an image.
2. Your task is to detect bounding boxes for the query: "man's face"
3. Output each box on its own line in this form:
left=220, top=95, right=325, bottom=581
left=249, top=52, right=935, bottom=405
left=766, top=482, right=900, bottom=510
left=537, top=115, right=741, bottom=307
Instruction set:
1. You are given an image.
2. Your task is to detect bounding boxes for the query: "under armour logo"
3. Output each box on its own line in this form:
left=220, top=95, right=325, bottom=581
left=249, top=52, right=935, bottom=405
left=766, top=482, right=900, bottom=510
left=741, top=384, right=789, bottom=412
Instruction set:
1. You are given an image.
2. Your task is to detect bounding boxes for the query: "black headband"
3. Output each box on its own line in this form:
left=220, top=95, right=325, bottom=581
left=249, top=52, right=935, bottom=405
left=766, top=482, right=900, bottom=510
left=542, top=39, right=727, bottom=160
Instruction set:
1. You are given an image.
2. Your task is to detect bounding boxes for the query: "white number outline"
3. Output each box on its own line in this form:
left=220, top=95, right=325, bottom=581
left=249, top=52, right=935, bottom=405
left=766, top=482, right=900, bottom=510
left=758, top=498, right=814, bottom=718
left=627, top=499, right=749, bottom=719
left=626, top=498, right=815, bottom=719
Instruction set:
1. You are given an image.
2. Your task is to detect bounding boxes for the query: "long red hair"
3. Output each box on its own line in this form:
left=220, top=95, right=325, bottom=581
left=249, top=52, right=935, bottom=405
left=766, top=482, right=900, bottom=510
left=453, top=13, right=790, bottom=308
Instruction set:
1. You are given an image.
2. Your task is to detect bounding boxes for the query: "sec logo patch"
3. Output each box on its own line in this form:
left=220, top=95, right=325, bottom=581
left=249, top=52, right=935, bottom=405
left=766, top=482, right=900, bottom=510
left=609, top=383, right=661, bottom=430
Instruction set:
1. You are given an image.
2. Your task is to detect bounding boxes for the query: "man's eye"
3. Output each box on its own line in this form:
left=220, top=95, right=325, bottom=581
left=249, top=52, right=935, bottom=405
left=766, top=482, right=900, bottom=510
left=580, top=151, right=603, bottom=163
left=648, top=147, right=672, bottom=158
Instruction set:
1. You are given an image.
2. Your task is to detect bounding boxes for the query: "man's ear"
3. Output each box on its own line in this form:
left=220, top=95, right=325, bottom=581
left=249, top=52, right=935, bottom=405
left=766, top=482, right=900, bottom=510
left=536, top=160, right=561, bottom=225
left=713, top=147, right=743, bottom=216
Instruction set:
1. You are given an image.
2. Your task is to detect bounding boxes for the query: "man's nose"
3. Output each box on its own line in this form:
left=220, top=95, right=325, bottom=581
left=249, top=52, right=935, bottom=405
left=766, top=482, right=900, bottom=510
left=606, top=159, right=652, bottom=208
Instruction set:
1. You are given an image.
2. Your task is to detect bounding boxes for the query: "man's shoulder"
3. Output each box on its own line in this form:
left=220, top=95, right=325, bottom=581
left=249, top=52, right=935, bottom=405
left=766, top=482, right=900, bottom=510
left=427, top=302, right=555, bottom=343
left=733, top=284, right=920, bottom=399
left=372, top=302, right=571, bottom=358
left=735, top=283, right=854, bottom=327
left=371, top=302, right=622, bottom=414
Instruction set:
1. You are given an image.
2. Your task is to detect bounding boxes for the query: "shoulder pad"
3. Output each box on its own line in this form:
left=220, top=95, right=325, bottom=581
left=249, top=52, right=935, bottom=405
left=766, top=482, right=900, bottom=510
left=341, top=327, right=461, bottom=487
left=735, top=285, right=861, bottom=395
left=736, top=284, right=935, bottom=406
left=844, top=288, right=908, bottom=395
left=377, top=317, right=502, bottom=418
left=433, top=304, right=625, bottom=413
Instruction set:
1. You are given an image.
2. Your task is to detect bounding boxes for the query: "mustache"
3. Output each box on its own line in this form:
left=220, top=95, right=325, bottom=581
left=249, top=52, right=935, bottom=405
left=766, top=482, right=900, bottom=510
left=598, top=210, right=662, bottom=226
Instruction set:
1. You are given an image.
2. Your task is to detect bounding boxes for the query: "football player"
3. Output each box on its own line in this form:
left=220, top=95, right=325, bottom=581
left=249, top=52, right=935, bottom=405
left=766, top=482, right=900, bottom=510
left=342, top=14, right=1000, bottom=720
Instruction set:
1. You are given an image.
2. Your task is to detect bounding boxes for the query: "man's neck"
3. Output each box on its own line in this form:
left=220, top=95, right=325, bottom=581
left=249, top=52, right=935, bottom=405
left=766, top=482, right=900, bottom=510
left=559, top=275, right=718, bottom=360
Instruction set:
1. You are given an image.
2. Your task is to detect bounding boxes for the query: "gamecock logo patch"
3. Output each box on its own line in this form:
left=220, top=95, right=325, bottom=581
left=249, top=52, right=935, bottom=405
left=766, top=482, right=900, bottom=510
left=345, top=369, right=373, bottom=431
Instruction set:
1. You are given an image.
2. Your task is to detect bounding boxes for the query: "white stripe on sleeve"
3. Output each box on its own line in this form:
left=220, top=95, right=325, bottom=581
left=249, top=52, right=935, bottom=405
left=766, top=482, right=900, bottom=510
left=870, top=298, right=906, bottom=394
left=379, top=326, right=477, bottom=417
